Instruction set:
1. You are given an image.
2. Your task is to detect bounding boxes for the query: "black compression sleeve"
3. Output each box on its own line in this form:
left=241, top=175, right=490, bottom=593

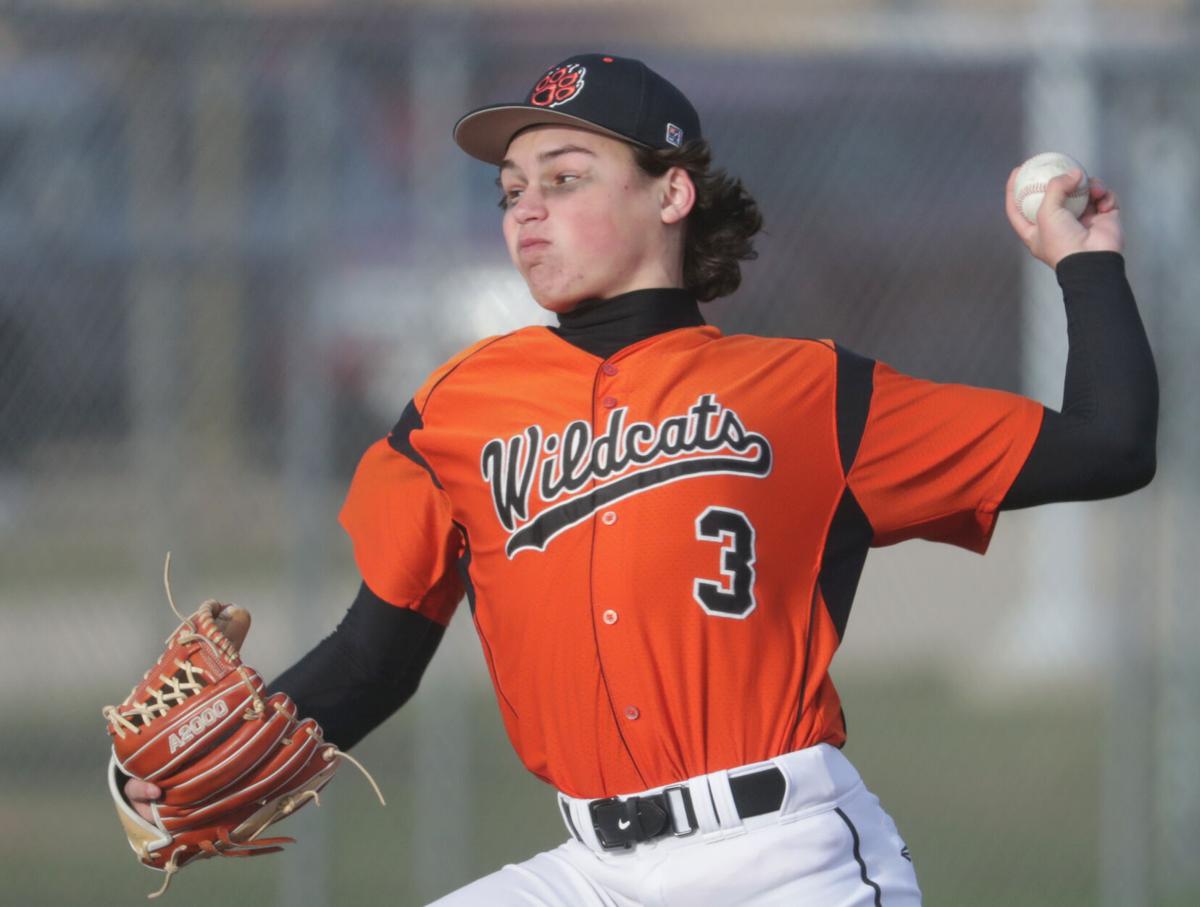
left=1001, top=252, right=1158, bottom=510
left=269, top=583, right=447, bottom=750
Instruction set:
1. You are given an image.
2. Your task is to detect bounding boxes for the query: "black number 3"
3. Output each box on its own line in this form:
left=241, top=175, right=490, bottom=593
left=693, top=507, right=757, bottom=618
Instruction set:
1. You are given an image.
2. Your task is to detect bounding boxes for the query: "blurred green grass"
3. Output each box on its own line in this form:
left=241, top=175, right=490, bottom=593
left=842, top=673, right=1101, bottom=907
left=6, top=670, right=1189, bottom=906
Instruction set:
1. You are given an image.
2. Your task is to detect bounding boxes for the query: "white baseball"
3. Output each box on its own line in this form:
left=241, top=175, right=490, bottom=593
left=1014, top=152, right=1090, bottom=223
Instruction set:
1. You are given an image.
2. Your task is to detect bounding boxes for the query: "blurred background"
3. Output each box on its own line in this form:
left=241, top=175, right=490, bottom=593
left=1, top=0, right=1196, bottom=904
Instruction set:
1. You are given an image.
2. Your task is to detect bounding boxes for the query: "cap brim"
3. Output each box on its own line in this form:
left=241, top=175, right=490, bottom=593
left=453, top=104, right=646, bottom=166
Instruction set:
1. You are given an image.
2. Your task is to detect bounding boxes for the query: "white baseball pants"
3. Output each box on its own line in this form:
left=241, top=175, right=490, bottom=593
left=430, top=744, right=922, bottom=906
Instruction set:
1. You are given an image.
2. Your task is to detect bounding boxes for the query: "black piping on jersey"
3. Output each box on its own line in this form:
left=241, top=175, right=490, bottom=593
left=787, top=582, right=825, bottom=755
left=453, top=518, right=477, bottom=614
left=456, top=518, right=520, bottom=717
left=835, top=807, right=885, bottom=907
left=419, top=332, right=514, bottom=416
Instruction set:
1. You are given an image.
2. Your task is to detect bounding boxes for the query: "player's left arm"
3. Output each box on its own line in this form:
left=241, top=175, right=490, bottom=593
left=1000, top=167, right=1159, bottom=509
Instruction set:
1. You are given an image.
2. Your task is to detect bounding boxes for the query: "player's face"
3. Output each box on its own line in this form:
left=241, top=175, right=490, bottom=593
left=499, top=126, right=681, bottom=313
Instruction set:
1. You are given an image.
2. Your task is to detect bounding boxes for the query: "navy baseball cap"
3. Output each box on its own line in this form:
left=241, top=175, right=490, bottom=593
left=453, top=53, right=702, bottom=165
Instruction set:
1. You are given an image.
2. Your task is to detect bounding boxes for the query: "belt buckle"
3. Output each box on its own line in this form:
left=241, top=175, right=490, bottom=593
left=588, top=796, right=636, bottom=851
left=662, top=784, right=698, bottom=837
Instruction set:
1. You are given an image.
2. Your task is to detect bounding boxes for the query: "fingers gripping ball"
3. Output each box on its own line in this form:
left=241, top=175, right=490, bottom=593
left=1014, top=152, right=1090, bottom=223
left=102, top=558, right=384, bottom=899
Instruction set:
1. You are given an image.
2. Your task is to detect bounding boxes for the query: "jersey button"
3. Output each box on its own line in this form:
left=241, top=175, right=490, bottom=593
left=601, top=363, right=619, bottom=377
left=601, top=511, right=617, bottom=525
left=623, top=706, right=640, bottom=721
left=602, top=609, right=618, bottom=625
left=601, top=395, right=618, bottom=409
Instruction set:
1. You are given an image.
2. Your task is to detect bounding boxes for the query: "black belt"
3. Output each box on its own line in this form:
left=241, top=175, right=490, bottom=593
left=568, top=766, right=787, bottom=851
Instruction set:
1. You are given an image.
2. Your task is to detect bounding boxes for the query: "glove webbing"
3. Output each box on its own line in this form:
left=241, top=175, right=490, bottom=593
left=103, top=558, right=267, bottom=738
left=105, top=660, right=209, bottom=736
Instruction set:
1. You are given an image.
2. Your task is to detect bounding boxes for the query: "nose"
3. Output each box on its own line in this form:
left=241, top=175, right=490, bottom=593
left=511, top=187, right=546, bottom=224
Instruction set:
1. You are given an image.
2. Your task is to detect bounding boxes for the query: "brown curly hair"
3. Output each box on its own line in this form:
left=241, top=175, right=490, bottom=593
left=633, top=140, right=763, bottom=302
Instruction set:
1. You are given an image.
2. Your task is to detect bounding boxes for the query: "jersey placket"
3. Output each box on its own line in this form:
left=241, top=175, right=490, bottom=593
left=587, top=355, right=649, bottom=782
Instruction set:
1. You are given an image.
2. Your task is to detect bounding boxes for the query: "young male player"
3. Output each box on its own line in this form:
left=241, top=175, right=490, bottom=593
left=125, top=53, right=1157, bottom=904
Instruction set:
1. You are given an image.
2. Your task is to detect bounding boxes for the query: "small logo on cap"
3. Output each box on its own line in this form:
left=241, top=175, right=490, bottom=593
left=530, top=63, right=586, bottom=109
left=666, top=123, right=683, bottom=147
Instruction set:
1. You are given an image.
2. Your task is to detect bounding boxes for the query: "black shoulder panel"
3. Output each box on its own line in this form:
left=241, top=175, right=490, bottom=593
left=834, top=345, right=876, bottom=476
left=386, top=334, right=518, bottom=488
left=387, top=399, right=442, bottom=489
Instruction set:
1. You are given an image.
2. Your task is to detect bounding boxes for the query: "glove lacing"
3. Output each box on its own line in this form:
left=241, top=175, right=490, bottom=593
left=102, top=555, right=267, bottom=737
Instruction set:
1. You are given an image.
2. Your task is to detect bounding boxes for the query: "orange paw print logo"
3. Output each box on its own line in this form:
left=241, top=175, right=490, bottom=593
left=530, top=64, right=586, bottom=108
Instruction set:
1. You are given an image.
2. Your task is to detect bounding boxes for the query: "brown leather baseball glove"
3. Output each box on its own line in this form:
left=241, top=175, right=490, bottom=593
left=103, top=563, right=382, bottom=898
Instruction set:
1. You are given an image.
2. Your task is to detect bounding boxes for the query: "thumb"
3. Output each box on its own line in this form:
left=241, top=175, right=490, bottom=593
left=126, top=778, right=162, bottom=801
left=212, top=603, right=251, bottom=652
left=1039, top=169, right=1084, bottom=218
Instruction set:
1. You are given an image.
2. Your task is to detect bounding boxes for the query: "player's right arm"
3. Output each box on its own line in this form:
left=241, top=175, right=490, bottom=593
left=840, top=170, right=1155, bottom=550
left=998, top=168, right=1157, bottom=507
left=1000, top=250, right=1157, bottom=508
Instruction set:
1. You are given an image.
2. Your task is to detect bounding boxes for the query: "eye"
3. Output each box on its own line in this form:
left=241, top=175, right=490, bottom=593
left=497, top=186, right=523, bottom=211
left=553, top=172, right=579, bottom=186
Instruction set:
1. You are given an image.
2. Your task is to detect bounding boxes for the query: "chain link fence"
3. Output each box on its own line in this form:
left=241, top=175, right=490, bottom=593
left=1, top=2, right=1196, bottom=905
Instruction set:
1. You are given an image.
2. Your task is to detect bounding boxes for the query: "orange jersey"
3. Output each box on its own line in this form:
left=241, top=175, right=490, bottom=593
left=340, top=323, right=1042, bottom=799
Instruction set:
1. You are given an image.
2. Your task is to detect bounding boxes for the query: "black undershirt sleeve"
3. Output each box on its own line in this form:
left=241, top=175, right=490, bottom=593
left=1001, top=251, right=1158, bottom=510
left=269, top=582, right=447, bottom=751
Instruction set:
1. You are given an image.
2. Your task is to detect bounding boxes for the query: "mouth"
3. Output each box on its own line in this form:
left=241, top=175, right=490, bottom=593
left=517, top=237, right=550, bottom=262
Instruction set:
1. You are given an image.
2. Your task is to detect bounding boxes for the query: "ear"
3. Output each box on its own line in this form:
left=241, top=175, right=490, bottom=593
left=660, top=166, right=696, bottom=225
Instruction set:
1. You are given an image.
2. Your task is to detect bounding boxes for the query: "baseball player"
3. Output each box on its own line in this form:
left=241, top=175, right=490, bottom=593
left=123, top=53, right=1157, bottom=904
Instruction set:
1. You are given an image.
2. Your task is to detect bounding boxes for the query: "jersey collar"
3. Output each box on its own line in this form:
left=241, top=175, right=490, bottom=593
left=550, top=288, right=704, bottom=361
